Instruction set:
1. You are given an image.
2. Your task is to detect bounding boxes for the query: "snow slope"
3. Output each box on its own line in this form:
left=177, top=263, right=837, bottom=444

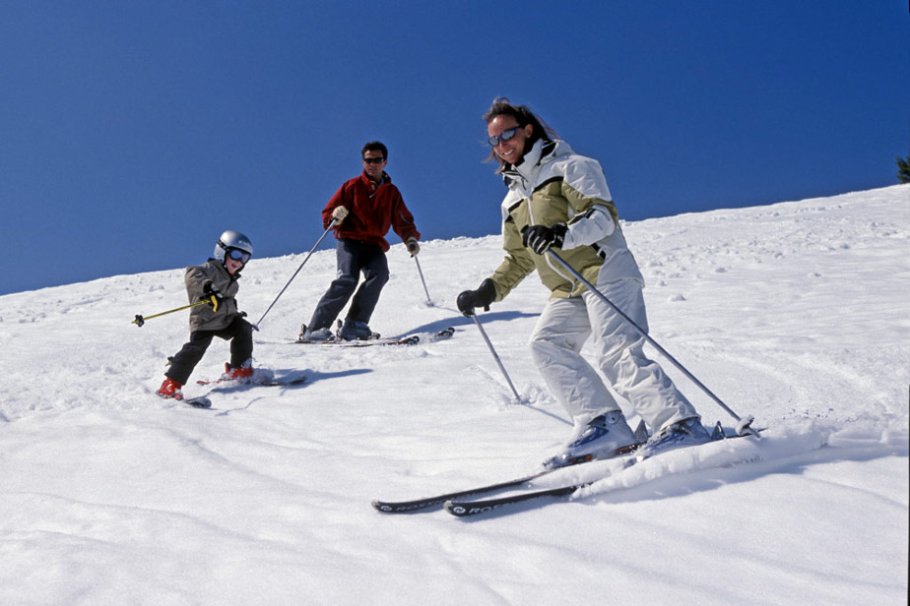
left=1, top=185, right=907, bottom=605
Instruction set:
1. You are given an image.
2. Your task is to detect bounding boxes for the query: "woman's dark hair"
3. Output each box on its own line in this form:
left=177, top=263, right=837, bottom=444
left=482, top=97, right=557, bottom=169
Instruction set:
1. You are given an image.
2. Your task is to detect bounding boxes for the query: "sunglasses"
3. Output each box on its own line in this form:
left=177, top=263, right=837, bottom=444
left=363, top=157, right=385, bottom=164
left=227, top=248, right=251, bottom=263
left=488, top=126, right=521, bottom=147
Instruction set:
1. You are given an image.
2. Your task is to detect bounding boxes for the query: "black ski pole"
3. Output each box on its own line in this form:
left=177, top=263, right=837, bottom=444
left=253, top=219, right=337, bottom=330
left=546, top=250, right=758, bottom=437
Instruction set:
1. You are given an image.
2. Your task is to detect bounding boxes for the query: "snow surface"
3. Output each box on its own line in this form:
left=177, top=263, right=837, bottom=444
left=1, top=185, right=907, bottom=605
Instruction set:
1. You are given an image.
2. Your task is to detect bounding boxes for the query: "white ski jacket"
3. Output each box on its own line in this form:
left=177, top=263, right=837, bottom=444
left=489, top=139, right=643, bottom=300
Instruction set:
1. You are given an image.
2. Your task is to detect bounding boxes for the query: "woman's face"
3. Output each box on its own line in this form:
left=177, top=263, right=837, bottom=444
left=487, top=114, right=533, bottom=165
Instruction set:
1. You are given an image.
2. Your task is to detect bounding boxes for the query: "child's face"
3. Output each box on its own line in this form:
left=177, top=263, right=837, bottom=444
left=224, top=256, right=245, bottom=275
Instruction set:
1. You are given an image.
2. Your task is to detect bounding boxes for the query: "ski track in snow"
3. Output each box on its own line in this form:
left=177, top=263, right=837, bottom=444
left=0, top=185, right=907, bottom=605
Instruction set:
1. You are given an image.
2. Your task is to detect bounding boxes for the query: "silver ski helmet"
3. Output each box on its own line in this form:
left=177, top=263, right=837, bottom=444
left=214, top=229, right=253, bottom=265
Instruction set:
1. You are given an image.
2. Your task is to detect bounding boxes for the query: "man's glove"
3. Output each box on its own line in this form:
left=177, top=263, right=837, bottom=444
left=331, top=206, right=349, bottom=224
left=405, top=237, right=420, bottom=257
left=521, top=223, right=567, bottom=254
left=456, top=278, right=496, bottom=316
left=202, top=281, right=225, bottom=312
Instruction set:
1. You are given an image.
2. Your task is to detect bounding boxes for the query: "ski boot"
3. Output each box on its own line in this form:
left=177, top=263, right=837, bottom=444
left=543, top=411, right=640, bottom=469
left=156, top=377, right=184, bottom=400
left=636, top=417, right=711, bottom=460
left=339, top=319, right=374, bottom=341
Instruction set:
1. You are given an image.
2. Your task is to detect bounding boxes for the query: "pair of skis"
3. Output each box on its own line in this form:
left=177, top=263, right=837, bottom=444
left=296, top=326, right=455, bottom=347
left=195, top=371, right=308, bottom=388
left=373, top=455, right=634, bottom=518
left=374, top=424, right=751, bottom=517
left=180, top=326, right=456, bottom=408
left=180, top=370, right=309, bottom=409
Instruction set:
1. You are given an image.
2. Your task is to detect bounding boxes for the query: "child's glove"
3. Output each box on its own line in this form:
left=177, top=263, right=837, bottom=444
left=202, top=281, right=224, bottom=312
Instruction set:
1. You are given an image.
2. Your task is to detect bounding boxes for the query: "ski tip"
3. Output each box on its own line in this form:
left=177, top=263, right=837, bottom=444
left=372, top=500, right=416, bottom=513
left=372, top=499, right=439, bottom=514
left=184, top=397, right=212, bottom=409
left=444, top=499, right=487, bottom=517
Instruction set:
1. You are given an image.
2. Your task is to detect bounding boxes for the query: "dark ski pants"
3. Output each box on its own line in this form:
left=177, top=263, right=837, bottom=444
left=307, top=238, right=389, bottom=330
left=166, top=315, right=253, bottom=384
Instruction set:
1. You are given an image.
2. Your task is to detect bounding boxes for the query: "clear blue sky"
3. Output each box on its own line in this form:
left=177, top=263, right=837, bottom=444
left=1, top=1, right=907, bottom=295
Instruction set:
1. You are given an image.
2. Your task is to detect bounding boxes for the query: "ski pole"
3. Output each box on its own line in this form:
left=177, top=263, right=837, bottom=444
left=132, top=300, right=209, bottom=327
left=471, top=313, right=522, bottom=404
left=253, top=219, right=337, bottom=330
left=546, top=250, right=758, bottom=437
left=413, top=256, right=433, bottom=305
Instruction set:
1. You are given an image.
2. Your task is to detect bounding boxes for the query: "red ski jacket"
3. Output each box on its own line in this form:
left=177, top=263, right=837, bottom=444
left=321, top=172, right=420, bottom=252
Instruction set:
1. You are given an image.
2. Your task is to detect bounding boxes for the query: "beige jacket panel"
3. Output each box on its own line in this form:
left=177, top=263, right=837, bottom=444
left=489, top=139, right=643, bottom=301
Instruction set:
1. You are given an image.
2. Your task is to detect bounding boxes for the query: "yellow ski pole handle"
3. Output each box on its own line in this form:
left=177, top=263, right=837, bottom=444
left=132, top=299, right=211, bottom=327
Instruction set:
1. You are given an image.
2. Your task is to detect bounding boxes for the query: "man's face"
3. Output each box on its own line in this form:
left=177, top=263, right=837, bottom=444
left=362, top=150, right=387, bottom=181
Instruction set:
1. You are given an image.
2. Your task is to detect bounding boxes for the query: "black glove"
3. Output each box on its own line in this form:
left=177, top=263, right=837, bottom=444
left=201, top=281, right=225, bottom=311
left=456, top=278, right=497, bottom=316
left=521, top=223, right=567, bottom=254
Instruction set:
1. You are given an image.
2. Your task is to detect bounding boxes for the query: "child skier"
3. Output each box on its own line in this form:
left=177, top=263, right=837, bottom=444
left=156, top=230, right=259, bottom=400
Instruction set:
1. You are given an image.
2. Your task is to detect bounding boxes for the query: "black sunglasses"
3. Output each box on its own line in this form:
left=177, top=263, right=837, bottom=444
left=363, top=157, right=385, bottom=164
left=488, top=126, right=521, bottom=147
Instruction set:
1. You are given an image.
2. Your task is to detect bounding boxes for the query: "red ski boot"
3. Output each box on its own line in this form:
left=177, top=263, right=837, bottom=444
left=156, top=377, right=184, bottom=400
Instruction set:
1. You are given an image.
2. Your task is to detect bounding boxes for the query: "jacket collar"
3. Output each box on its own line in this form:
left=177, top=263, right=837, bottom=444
left=501, top=139, right=561, bottom=191
left=360, top=171, right=390, bottom=187
left=208, top=257, right=241, bottom=281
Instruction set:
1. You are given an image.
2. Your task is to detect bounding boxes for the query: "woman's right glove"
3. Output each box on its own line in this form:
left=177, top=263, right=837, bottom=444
left=456, top=278, right=497, bottom=316
left=521, top=223, right=567, bottom=254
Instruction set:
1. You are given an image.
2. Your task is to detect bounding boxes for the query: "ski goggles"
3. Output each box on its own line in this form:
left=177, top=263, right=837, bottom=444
left=487, top=126, right=521, bottom=147
left=226, top=248, right=251, bottom=263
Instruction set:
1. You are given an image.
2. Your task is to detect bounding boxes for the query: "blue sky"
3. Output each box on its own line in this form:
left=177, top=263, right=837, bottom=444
left=1, top=1, right=907, bottom=296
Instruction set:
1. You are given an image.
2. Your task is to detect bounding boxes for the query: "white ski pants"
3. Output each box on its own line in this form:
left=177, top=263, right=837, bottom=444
left=529, top=273, right=699, bottom=431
